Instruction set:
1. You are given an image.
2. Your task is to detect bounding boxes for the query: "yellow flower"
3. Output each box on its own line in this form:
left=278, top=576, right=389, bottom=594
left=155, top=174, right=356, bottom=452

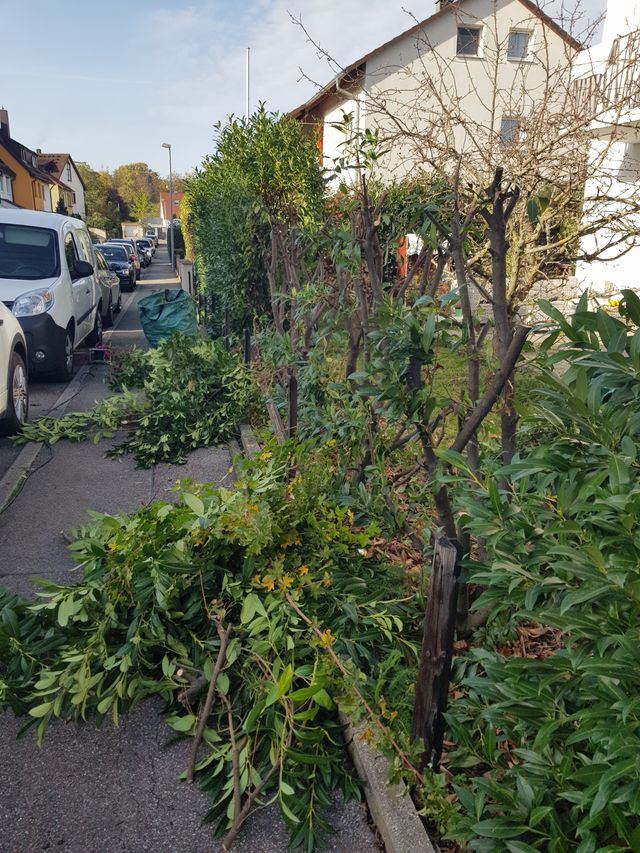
left=319, top=628, right=335, bottom=647
left=107, top=542, right=119, bottom=552
left=608, top=298, right=621, bottom=307
left=322, top=572, right=332, bottom=588
left=260, top=451, right=273, bottom=461
left=379, top=698, right=398, bottom=721
left=262, top=576, right=275, bottom=592
left=252, top=574, right=262, bottom=586
left=327, top=438, right=337, bottom=447
left=360, top=726, right=374, bottom=744
left=298, top=565, right=309, bottom=576
left=280, top=574, right=294, bottom=590
left=248, top=504, right=259, bottom=512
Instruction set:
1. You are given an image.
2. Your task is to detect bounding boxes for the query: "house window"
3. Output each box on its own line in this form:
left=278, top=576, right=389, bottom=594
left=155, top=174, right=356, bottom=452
left=64, top=233, right=79, bottom=272
left=457, top=26, right=482, bottom=56
left=66, top=163, right=72, bottom=181
left=500, top=117, right=521, bottom=143
left=0, top=175, right=12, bottom=200
left=508, top=30, right=531, bottom=60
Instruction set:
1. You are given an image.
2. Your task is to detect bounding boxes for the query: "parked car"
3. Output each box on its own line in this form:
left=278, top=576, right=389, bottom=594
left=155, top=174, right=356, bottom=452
left=135, top=240, right=152, bottom=266
left=137, top=237, right=155, bottom=258
left=96, top=243, right=136, bottom=292
left=93, top=247, right=122, bottom=328
left=107, top=239, right=141, bottom=279
left=0, top=300, right=29, bottom=434
left=0, top=210, right=102, bottom=381
left=145, top=232, right=158, bottom=248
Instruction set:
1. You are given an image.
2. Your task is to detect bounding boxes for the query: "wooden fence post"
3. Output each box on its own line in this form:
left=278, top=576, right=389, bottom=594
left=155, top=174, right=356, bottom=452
left=223, top=307, right=230, bottom=351
left=287, top=374, right=298, bottom=439
left=411, top=537, right=460, bottom=770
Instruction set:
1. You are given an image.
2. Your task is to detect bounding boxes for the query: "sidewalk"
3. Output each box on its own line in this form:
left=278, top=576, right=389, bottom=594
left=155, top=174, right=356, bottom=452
left=0, top=247, right=379, bottom=853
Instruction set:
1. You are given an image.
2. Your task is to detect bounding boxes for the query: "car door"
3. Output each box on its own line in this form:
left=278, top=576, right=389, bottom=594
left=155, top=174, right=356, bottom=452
left=63, top=230, right=93, bottom=342
left=0, top=304, right=10, bottom=416
left=75, top=228, right=100, bottom=339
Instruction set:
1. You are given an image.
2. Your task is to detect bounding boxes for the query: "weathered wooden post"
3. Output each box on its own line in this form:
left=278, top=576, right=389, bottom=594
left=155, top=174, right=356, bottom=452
left=223, top=307, right=230, bottom=351
left=287, top=374, right=298, bottom=439
left=411, top=537, right=460, bottom=770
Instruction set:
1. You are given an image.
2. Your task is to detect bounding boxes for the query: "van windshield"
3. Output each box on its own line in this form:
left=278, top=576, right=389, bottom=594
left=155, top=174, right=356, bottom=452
left=0, top=224, right=59, bottom=280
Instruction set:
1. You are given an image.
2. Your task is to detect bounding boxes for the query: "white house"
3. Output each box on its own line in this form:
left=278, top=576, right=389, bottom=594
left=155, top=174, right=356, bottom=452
left=37, top=153, right=86, bottom=218
left=573, top=2, right=640, bottom=298
left=291, top=0, right=580, bottom=181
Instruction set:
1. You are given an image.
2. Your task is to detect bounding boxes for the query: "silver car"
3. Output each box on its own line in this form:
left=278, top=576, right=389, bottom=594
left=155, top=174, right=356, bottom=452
left=94, top=247, right=122, bottom=328
left=0, top=300, right=29, bottom=434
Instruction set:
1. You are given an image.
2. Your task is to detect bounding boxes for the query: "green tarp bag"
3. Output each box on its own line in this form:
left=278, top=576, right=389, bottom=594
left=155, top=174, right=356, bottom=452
left=138, top=289, right=199, bottom=347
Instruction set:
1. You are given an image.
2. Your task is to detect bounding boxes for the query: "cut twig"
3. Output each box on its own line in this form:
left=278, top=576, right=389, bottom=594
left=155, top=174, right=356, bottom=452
left=186, top=620, right=232, bottom=783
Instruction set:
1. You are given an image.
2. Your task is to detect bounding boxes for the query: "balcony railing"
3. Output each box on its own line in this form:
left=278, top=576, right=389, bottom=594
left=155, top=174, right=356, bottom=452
left=574, top=29, right=640, bottom=118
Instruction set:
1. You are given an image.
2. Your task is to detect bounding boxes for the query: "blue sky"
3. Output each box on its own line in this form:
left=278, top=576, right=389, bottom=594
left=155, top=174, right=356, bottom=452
left=1, top=0, right=606, bottom=177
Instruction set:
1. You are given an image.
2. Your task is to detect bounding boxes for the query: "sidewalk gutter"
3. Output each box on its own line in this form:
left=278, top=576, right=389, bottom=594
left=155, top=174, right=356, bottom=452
left=238, top=422, right=436, bottom=853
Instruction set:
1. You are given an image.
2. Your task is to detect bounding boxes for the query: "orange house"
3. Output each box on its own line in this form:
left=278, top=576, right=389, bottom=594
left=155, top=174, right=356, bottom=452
left=0, top=110, right=53, bottom=211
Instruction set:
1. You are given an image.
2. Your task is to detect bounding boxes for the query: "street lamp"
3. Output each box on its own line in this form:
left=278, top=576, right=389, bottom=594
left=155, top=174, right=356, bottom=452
left=162, top=142, right=174, bottom=269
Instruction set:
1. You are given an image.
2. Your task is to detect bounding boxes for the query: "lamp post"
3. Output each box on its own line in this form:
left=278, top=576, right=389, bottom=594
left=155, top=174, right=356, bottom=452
left=162, top=142, right=174, bottom=269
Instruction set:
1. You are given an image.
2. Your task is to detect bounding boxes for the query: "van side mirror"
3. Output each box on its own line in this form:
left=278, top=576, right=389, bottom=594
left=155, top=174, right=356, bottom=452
left=73, top=260, right=94, bottom=279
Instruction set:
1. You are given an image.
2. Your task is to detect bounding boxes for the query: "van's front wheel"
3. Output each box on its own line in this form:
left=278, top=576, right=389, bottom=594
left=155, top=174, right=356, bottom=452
left=54, top=330, right=74, bottom=382
left=85, top=306, right=103, bottom=348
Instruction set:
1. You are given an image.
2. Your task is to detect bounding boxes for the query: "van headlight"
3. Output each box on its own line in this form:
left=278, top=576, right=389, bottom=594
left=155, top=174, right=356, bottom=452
left=12, top=289, right=55, bottom=317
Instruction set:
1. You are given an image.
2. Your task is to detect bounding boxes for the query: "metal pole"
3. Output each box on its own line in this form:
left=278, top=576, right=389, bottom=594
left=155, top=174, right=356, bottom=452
left=168, top=146, right=174, bottom=270
left=245, top=47, right=250, bottom=120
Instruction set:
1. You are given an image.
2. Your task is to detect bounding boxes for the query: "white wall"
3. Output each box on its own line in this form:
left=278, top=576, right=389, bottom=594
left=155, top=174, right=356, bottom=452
left=361, top=0, right=574, bottom=179
left=321, top=95, right=368, bottom=188
left=65, top=161, right=86, bottom=218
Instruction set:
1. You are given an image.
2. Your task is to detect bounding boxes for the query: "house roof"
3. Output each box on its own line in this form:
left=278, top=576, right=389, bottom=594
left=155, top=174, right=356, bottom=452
left=37, top=153, right=86, bottom=190
left=0, top=130, right=55, bottom=184
left=0, top=158, right=16, bottom=179
left=289, top=0, right=582, bottom=119
left=160, top=191, right=184, bottom=217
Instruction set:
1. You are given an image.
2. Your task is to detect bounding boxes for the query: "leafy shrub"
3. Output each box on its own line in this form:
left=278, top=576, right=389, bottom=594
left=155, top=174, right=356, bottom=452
left=440, top=295, right=640, bottom=851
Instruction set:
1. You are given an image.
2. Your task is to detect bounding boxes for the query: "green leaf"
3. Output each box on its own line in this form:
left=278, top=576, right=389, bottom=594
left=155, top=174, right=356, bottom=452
left=217, top=672, right=230, bottom=696
left=182, top=493, right=205, bottom=516
left=29, top=702, right=53, bottom=718
left=166, top=714, right=196, bottom=733
left=472, top=820, right=530, bottom=839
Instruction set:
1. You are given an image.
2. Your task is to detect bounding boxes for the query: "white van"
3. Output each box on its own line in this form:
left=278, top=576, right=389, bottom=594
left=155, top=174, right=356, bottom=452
left=0, top=210, right=102, bottom=380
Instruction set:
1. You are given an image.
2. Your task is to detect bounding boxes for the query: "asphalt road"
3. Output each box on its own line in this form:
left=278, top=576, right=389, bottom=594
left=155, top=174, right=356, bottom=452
left=0, top=247, right=178, bottom=479
left=0, top=246, right=380, bottom=852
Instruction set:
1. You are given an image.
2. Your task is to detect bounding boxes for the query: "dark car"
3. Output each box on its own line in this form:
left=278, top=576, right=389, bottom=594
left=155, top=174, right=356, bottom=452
left=107, top=239, right=142, bottom=279
left=135, top=239, right=153, bottom=266
left=96, top=243, right=136, bottom=291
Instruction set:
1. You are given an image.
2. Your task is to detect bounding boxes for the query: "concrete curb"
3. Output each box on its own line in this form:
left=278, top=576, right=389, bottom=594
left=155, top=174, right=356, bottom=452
left=0, top=363, right=93, bottom=515
left=340, top=713, right=435, bottom=853
left=237, top=422, right=435, bottom=853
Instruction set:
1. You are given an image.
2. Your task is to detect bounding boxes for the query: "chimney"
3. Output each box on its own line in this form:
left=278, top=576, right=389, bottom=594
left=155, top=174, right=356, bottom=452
left=37, top=148, right=42, bottom=154
left=0, top=107, right=9, bottom=137
left=436, top=0, right=455, bottom=8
